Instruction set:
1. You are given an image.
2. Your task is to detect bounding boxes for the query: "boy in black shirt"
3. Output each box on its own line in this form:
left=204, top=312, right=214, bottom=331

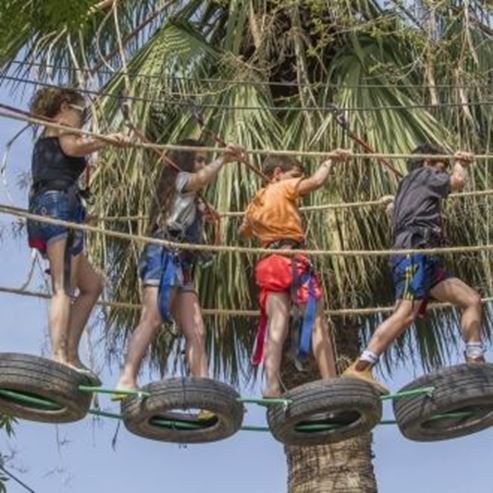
left=344, top=144, right=485, bottom=393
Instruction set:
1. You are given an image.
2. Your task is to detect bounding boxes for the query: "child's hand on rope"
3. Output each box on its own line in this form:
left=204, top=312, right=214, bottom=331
left=379, top=195, right=395, bottom=218
left=222, top=144, right=246, bottom=164
left=454, top=151, right=475, bottom=167
left=379, top=195, right=395, bottom=206
left=323, top=148, right=353, bottom=165
left=106, top=132, right=133, bottom=148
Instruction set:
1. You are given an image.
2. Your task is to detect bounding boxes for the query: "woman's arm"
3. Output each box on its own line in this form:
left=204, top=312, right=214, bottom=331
left=184, top=143, right=245, bottom=193
left=58, top=132, right=131, bottom=157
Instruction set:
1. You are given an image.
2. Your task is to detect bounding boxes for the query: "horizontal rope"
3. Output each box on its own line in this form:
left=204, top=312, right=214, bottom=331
left=10, top=60, right=493, bottom=90
left=98, top=188, right=493, bottom=223
left=2, top=203, right=493, bottom=258
left=2, top=73, right=493, bottom=114
left=222, top=188, right=493, bottom=217
left=80, top=386, right=293, bottom=405
left=1, top=285, right=491, bottom=317
left=2, top=105, right=493, bottom=162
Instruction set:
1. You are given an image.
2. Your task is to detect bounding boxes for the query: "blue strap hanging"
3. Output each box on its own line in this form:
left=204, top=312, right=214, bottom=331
left=296, top=272, right=317, bottom=360
left=158, top=249, right=178, bottom=322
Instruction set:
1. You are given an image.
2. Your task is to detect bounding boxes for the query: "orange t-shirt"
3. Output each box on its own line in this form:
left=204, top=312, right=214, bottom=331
left=242, top=178, right=305, bottom=246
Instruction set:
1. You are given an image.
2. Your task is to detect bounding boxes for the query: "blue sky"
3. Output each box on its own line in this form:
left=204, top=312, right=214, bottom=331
left=0, top=84, right=492, bottom=493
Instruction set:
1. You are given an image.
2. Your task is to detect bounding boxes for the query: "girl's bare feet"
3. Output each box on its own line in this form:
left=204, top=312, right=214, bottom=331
left=262, top=386, right=282, bottom=398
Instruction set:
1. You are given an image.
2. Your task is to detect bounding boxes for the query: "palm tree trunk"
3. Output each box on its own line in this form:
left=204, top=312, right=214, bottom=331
left=280, top=319, right=378, bottom=492
left=285, top=434, right=377, bottom=493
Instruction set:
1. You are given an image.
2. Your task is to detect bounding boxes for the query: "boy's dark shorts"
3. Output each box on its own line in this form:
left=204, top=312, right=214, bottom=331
left=391, top=253, right=449, bottom=301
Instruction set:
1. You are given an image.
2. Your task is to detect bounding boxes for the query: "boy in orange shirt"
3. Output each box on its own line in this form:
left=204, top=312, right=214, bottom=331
left=239, top=150, right=352, bottom=397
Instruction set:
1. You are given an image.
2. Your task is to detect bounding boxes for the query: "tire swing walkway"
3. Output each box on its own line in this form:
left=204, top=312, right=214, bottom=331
left=0, top=354, right=492, bottom=446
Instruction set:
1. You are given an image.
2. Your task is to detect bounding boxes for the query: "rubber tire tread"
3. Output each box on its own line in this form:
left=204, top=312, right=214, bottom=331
left=393, top=363, right=493, bottom=442
left=267, top=378, right=382, bottom=446
left=0, top=353, right=92, bottom=423
left=121, top=378, right=244, bottom=443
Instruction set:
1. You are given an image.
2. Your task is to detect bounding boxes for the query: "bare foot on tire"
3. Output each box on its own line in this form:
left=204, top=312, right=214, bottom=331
left=263, top=386, right=282, bottom=398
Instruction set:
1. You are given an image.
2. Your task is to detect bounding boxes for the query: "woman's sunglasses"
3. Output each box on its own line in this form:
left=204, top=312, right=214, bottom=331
left=69, top=104, right=89, bottom=122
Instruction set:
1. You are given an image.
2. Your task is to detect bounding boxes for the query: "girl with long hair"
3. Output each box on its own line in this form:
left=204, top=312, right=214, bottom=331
left=114, top=140, right=243, bottom=394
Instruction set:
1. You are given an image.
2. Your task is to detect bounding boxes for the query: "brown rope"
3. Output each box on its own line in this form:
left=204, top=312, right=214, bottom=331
left=2, top=203, right=493, bottom=258
left=1, top=104, right=493, bottom=160
left=97, top=188, right=493, bottom=222
left=1, top=285, right=491, bottom=317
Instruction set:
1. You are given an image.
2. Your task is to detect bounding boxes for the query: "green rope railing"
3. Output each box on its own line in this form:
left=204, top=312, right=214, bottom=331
left=0, top=385, right=478, bottom=434
left=0, top=389, right=61, bottom=410
left=380, top=387, right=435, bottom=401
left=237, top=397, right=292, bottom=406
left=79, top=386, right=151, bottom=398
left=88, top=409, right=122, bottom=420
left=0, top=387, right=478, bottom=432
left=77, top=385, right=435, bottom=405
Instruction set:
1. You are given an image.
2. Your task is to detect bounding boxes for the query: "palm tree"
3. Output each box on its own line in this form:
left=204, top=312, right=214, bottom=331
left=1, top=1, right=492, bottom=490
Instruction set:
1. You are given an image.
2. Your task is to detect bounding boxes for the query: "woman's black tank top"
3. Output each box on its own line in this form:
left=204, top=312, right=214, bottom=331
left=31, top=136, right=87, bottom=187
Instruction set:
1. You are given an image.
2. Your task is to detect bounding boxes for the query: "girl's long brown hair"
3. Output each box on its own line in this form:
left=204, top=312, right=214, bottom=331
left=148, top=139, right=204, bottom=233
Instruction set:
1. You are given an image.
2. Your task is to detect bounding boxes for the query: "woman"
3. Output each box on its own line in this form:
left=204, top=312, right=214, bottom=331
left=27, top=87, right=130, bottom=375
left=114, top=139, right=243, bottom=396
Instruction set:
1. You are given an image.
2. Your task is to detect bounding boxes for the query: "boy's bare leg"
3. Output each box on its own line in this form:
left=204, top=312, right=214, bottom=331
left=430, top=277, right=484, bottom=361
left=263, top=292, right=290, bottom=397
left=311, top=301, right=337, bottom=378
left=342, top=300, right=420, bottom=394
left=355, top=299, right=421, bottom=371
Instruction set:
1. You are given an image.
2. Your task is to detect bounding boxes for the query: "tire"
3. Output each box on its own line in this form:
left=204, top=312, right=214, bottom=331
left=0, top=353, right=93, bottom=423
left=393, top=363, right=493, bottom=442
left=267, top=378, right=382, bottom=446
left=121, top=378, right=244, bottom=443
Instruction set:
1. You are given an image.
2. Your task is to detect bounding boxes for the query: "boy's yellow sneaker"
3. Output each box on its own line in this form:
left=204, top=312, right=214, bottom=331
left=342, top=361, right=390, bottom=395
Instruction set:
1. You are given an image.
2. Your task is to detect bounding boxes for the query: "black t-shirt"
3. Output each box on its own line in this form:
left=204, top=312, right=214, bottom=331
left=391, top=167, right=450, bottom=248
left=31, top=136, right=86, bottom=187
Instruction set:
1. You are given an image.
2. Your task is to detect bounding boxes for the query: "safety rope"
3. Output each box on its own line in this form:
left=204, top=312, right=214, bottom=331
left=1, top=285, right=491, bottom=318
left=1, top=103, right=493, bottom=162
left=2, top=203, right=493, bottom=259
left=95, top=188, right=493, bottom=223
